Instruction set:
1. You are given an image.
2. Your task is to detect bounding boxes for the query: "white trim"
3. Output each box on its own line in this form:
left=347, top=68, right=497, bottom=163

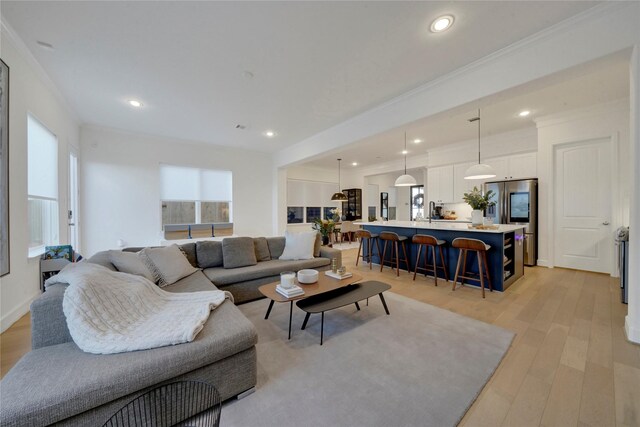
left=0, top=291, right=40, bottom=333
left=536, top=259, right=551, bottom=268
left=624, top=316, right=640, bottom=344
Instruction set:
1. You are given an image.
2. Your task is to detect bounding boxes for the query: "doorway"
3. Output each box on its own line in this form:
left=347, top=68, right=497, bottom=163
left=554, top=138, right=612, bottom=273
left=68, top=149, right=79, bottom=252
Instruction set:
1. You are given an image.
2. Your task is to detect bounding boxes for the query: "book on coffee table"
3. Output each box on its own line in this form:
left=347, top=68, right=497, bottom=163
left=276, top=285, right=304, bottom=298
left=324, top=271, right=353, bottom=280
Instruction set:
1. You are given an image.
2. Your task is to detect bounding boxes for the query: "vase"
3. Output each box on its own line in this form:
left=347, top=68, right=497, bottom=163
left=322, top=236, right=329, bottom=246
left=471, top=209, right=483, bottom=226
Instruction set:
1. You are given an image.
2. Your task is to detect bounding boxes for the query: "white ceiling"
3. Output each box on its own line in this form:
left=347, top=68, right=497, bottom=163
left=302, top=52, right=630, bottom=170
left=1, top=1, right=599, bottom=152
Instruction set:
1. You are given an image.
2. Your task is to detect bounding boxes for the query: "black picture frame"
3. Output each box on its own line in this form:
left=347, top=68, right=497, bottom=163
left=1, top=58, right=9, bottom=277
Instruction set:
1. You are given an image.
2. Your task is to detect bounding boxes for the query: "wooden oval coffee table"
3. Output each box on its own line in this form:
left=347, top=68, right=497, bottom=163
left=259, top=272, right=363, bottom=340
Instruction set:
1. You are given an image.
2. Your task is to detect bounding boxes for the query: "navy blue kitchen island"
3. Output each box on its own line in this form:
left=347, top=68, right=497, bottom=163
left=360, top=221, right=526, bottom=291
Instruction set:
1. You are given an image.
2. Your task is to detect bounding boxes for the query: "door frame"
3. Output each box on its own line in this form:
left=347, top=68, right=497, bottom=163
left=550, top=134, right=620, bottom=275
left=68, top=145, right=80, bottom=253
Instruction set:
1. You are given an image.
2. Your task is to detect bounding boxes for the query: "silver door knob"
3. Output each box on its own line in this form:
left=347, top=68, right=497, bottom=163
left=603, top=221, right=610, bottom=225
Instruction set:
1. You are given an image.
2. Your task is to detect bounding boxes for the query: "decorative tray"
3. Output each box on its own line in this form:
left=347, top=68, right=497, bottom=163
left=467, top=224, right=499, bottom=230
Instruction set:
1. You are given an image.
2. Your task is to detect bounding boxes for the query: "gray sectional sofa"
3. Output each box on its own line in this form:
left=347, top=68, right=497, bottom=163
left=0, top=235, right=341, bottom=426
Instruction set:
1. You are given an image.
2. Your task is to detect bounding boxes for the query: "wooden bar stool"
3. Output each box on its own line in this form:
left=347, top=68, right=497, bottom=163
left=451, top=238, right=493, bottom=298
left=379, top=231, right=410, bottom=276
left=355, top=229, right=380, bottom=269
left=412, top=234, right=448, bottom=286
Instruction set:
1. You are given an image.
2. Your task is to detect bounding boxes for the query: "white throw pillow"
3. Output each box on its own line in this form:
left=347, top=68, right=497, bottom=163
left=279, top=231, right=316, bottom=261
left=139, top=245, right=199, bottom=287
left=109, top=250, right=156, bottom=283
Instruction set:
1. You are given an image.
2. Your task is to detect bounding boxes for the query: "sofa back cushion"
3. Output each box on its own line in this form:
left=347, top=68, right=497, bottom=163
left=222, top=237, right=258, bottom=269
left=196, top=241, right=223, bottom=268
left=266, top=237, right=286, bottom=259
left=253, top=237, right=271, bottom=262
left=313, top=232, right=322, bottom=257
left=179, top=243, right=198, bottom=267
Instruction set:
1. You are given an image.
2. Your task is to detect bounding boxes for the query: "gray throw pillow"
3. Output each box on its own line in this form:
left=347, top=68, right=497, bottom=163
left=139, top=245, right=199, bottom=287
left=222, top=237, right=257, bottom=269
left=267, top=237, right=286, bottom=259
left=196, top=241, right=223, bottom=268
left=86, top=251, right=117, bottom=271
left=109, top=250, right=156, bottom=282
left=254, top=237, right=271, bottom=262
left=179, top=243, right=198, bottom=267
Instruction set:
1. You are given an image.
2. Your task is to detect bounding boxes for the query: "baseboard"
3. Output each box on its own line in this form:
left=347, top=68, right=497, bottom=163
left=1, top=291, right=39, bottom=333
left=537, top=259, right=552, bottom=268
left=624, top=316, right=640, bottom=345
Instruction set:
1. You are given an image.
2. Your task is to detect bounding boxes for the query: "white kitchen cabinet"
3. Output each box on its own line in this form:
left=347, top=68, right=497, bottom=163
left=427, top=165, right=454, bottom=203
left=484, top=152, right=537, bottom=181
left=508, top=152, right=537, bottom=180
left=453, top=162, right=478, bottom=202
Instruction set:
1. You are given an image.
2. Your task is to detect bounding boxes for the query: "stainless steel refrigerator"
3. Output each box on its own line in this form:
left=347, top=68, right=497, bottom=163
left=484, top=179, right=538, bottom=266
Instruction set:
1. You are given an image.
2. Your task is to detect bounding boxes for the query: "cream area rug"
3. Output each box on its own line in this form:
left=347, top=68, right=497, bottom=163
left=221, top=292, right=514, bottom=427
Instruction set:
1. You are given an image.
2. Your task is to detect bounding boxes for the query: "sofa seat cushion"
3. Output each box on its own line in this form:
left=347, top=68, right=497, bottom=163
left=203, top=257, right=330, bottom=286
left=0, top=299, right=257, bottom=426
left=165, top=270, right=219, bottom=293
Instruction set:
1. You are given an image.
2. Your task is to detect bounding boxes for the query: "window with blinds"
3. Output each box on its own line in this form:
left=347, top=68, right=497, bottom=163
left=28, top=115, right=59, bottom=253
left=159, top=164, right=232, bottom=228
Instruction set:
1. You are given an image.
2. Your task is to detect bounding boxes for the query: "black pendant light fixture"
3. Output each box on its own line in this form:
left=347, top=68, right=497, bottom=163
left=331, top=158, right=348, bottom=201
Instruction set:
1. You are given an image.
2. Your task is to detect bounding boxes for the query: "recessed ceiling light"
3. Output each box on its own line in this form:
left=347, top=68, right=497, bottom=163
left=352, top=162, right=358, bottom=166
left=402, top=150, right=408, bottom=155
left=430, top=15, right=454, bottom=33
left=413, top=139, right=422, bottom=144
left=519, top=110, right=531, bottom=117
left=264, top=130, right=276, bottom=138
left=128, top=99, right=143, bottom=108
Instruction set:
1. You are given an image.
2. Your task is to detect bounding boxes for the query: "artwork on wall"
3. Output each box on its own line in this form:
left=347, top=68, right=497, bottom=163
left=0, top=58, right=9, bottom=277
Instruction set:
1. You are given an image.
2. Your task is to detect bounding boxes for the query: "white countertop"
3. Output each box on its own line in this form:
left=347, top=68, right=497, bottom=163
left=359, top=220, right=525, bottom=234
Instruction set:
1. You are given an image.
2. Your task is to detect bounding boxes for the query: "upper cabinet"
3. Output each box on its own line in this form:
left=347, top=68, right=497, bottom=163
left=484, top=152, right=538, bottom=182
left=427, top=152, right=537, bottom=204
left=427, top=165, right=454, bottom=203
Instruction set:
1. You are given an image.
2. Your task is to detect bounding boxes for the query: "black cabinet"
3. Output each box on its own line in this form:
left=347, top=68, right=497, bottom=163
left=341, top=188, right=362, bottom=221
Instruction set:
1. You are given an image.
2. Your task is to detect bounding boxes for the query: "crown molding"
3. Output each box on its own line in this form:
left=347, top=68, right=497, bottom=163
left=0, top=18, right=80, bottom=124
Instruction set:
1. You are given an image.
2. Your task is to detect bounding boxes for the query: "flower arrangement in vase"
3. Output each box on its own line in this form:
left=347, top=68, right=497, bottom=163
left=462, top=186, right=496, bottom=225
left=312, top=218, right=336, bottom=245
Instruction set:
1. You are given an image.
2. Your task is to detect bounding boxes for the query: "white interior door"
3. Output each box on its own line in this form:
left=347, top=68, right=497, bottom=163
left=68, top=149, right=79, bottom=252
left=554, top=138, right=612, bottom=273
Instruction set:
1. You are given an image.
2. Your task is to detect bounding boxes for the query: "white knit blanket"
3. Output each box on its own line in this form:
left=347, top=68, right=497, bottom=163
left=46, top=262, right=230, bottom=355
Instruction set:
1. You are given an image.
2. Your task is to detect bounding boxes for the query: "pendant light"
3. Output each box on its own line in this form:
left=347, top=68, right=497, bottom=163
left=464, top=109, right=496, bottom=180
left=331, top=158, right=348, bottom=201
left=395, top=132, right=417, bottom=187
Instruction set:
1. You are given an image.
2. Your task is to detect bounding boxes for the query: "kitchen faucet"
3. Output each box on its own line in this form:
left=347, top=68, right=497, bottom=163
left=428, top=201, right=435, bottom=224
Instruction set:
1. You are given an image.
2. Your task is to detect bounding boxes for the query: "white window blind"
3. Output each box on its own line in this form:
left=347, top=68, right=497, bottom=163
left=28, top=115, right=58, bottom=200
left=160, top=164, right=232, bottom=202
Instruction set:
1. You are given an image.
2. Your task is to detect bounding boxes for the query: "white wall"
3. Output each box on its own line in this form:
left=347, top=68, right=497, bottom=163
left=80, top=126, right=273, bottom=256
left=0, top=26, right=79, bottom=332
left=535, top=99, right=630, bottom=269
left=365, top=170, right=425, bottom=221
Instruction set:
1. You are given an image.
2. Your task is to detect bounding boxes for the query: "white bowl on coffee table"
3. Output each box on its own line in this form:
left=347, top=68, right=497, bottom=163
left=297, top=269, right=319, bottom=284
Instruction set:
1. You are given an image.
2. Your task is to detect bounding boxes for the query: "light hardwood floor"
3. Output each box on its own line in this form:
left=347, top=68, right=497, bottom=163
left=1, top=248, right=639, bottom=426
